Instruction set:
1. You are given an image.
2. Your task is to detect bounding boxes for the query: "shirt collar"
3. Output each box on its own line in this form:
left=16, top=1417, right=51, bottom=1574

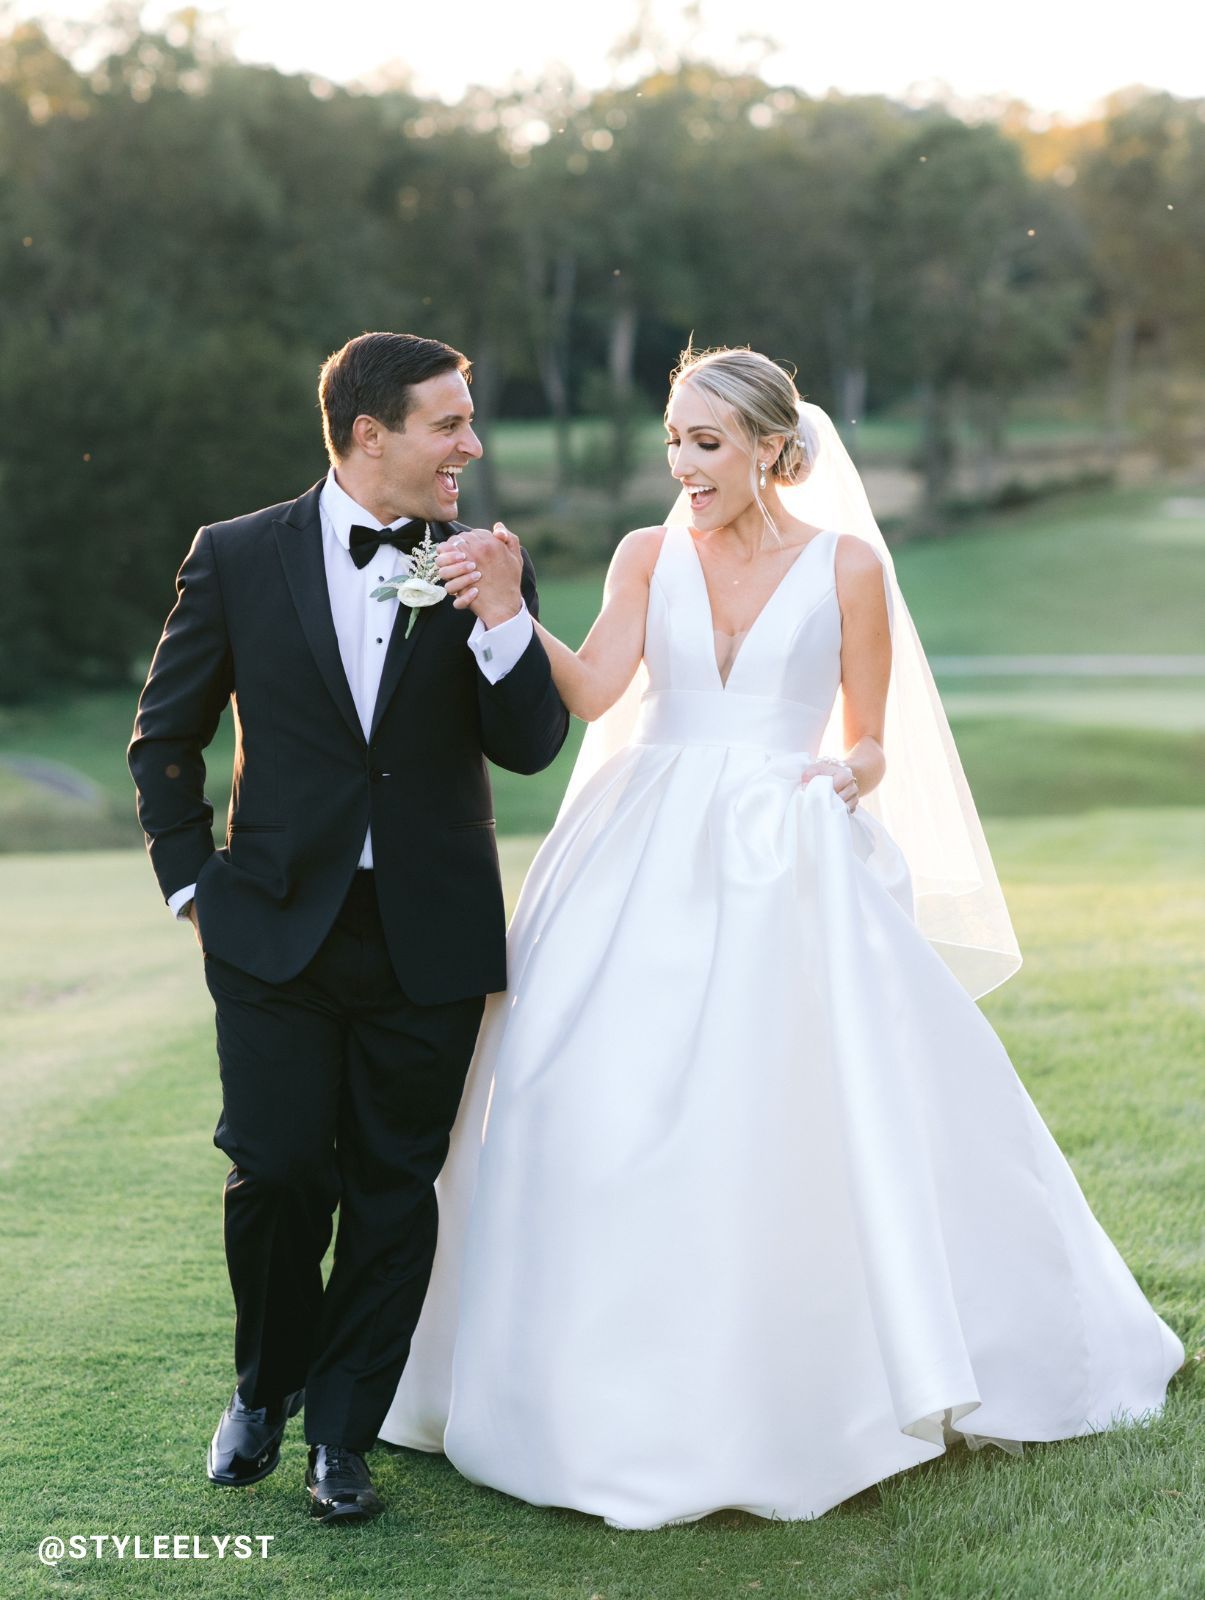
left=320, top=466, right=417, bottom=552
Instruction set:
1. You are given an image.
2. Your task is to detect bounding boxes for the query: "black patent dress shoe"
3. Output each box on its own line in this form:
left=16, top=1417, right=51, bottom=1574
left=305, top=1444, right=384, bottom=1523
left=206, top=1388, right=304, bottom=1486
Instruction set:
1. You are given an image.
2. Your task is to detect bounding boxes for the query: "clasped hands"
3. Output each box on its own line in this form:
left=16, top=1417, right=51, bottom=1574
left=435, top=523, right=523, bottom=629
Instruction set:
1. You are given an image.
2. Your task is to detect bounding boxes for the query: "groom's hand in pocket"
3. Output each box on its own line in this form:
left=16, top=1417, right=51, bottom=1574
left=437, top=526, right=524, bottom=628
left=184, top=901, right=202, bottom=948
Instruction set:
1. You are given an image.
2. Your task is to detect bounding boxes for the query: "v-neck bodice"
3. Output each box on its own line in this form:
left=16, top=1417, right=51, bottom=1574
left=712, top=626, right=750, bottom=688
left=638, top=525, right=843, bottom=753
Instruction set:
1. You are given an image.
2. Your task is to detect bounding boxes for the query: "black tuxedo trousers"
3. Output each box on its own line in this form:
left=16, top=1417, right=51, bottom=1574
left=129, top=481, right=569, bottom=1448
left=206, top=872, right=485, bottom=1447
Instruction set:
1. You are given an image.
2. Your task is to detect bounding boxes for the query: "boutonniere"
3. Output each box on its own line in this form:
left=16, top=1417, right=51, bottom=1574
left=371, top=526, right=447, bottom=639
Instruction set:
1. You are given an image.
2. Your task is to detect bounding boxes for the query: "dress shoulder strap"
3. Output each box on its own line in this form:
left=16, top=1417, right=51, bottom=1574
left=648, top=522, right=693, bottom=593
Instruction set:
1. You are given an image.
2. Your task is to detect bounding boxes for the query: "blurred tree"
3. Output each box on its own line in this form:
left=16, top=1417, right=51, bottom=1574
left=687, top=90, right=911, bottom=447
left=0, top=14, right=88, bottom=116
left=870, top=117, right=1088, bottom=515
left=370, top=93, right=533, bottom=524
left=512, top=89, right=601, bottom=510
left=0, top=19, right=408, bottom=696
left=1069, top=91, right=1205, bottom=461
left=563, top=71, right=708, bottom=522
left=0, top=309, right=321, bottom=696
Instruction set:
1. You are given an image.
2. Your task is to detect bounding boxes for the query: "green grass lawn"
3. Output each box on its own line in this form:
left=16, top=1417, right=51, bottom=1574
left=895, top=484, right=1205, bottom=655
left=2, top=814, right=1201, bottom=1599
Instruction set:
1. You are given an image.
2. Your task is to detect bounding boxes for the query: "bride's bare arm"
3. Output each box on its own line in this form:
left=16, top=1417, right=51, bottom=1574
left=831, top=533, right=892, bottom=799
left=532, top=527, right=663, bottom=722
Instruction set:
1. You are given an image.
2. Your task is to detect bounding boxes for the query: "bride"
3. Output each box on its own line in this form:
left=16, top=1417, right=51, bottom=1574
left=378, top=345, right=1185, bottom=1530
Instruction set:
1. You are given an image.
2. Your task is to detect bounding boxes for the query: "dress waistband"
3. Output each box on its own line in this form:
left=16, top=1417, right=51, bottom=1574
left=632, top=689, right=827, bottom=754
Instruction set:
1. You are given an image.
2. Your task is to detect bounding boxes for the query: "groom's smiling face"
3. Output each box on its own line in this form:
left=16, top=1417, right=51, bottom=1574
left=377, top=367, right=482, bottom=523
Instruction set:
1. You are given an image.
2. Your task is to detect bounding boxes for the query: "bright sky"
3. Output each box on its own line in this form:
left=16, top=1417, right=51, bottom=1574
left=14, top=0, right=1203, bottom=117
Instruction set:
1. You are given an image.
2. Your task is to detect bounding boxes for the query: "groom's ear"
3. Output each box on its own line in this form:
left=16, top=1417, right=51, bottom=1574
left=350, top=413, right=388, bottom=458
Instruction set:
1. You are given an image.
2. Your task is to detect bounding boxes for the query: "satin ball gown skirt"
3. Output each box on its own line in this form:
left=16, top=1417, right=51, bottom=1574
left=379, top=527, right=1184, bottom=1529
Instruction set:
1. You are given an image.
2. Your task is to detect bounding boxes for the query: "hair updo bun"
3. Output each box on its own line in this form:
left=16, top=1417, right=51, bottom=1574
left=792, top=410, right=822, bottom=479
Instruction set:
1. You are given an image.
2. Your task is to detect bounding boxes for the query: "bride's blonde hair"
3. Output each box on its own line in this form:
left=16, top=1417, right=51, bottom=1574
left=667, top=344, right=820, bottom=491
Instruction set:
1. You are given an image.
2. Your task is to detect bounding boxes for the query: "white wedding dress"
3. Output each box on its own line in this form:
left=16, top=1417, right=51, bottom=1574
left=379, top=524, right=1184, bottom=1530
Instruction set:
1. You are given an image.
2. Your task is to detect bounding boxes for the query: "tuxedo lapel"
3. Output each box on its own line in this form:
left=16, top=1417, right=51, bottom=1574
left=273, top=483, right=364, bottom=744
left=369, top=519, right=466, bottom=738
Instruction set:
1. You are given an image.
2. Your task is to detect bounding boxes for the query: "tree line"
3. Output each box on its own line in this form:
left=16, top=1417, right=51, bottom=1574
left=2, top=12, right=1203, bottom=699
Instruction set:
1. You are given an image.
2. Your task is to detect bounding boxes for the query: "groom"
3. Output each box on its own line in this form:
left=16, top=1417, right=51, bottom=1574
left=128, top=331, right=569, bottom=1523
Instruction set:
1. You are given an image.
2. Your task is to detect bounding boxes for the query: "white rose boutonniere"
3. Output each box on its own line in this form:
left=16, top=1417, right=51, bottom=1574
left=371, top=525, right=447, bottom=639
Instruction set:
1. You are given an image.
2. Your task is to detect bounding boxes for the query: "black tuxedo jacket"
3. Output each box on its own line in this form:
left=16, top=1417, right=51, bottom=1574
left=128, top=480, right=570, bottom=1004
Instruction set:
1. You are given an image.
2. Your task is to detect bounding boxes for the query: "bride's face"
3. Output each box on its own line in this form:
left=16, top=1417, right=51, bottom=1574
left=665, top=383, right=755, bottom=530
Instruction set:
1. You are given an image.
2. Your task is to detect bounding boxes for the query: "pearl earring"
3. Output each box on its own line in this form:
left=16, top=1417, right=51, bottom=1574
left=758, top=463, right=768, bottom=489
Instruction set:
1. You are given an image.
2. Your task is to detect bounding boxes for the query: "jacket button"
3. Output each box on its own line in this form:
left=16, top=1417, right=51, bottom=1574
left=369, top=767, right=389, bottom=782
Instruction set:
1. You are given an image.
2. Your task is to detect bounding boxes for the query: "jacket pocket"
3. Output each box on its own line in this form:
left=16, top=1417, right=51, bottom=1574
left=447, top=819, right=496, bottom=832
left=229, top=822, right=285, bottom=834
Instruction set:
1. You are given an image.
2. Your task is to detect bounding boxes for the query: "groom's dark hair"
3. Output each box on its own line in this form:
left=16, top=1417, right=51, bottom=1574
left=319, top=331, right=471, bottom=461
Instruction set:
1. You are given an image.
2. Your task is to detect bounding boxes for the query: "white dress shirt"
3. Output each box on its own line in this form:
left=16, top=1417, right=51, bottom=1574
left=168, top=467, right=534, bottom=917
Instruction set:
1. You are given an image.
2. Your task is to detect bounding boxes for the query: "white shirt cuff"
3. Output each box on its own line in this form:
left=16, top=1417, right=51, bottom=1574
left=467, top=604, right=533, bottom=684
left=168, top=884, right=197, bottom=920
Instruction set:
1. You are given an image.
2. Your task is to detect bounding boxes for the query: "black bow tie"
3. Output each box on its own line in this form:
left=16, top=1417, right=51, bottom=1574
left=348, top=520, right=427, bottom=570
